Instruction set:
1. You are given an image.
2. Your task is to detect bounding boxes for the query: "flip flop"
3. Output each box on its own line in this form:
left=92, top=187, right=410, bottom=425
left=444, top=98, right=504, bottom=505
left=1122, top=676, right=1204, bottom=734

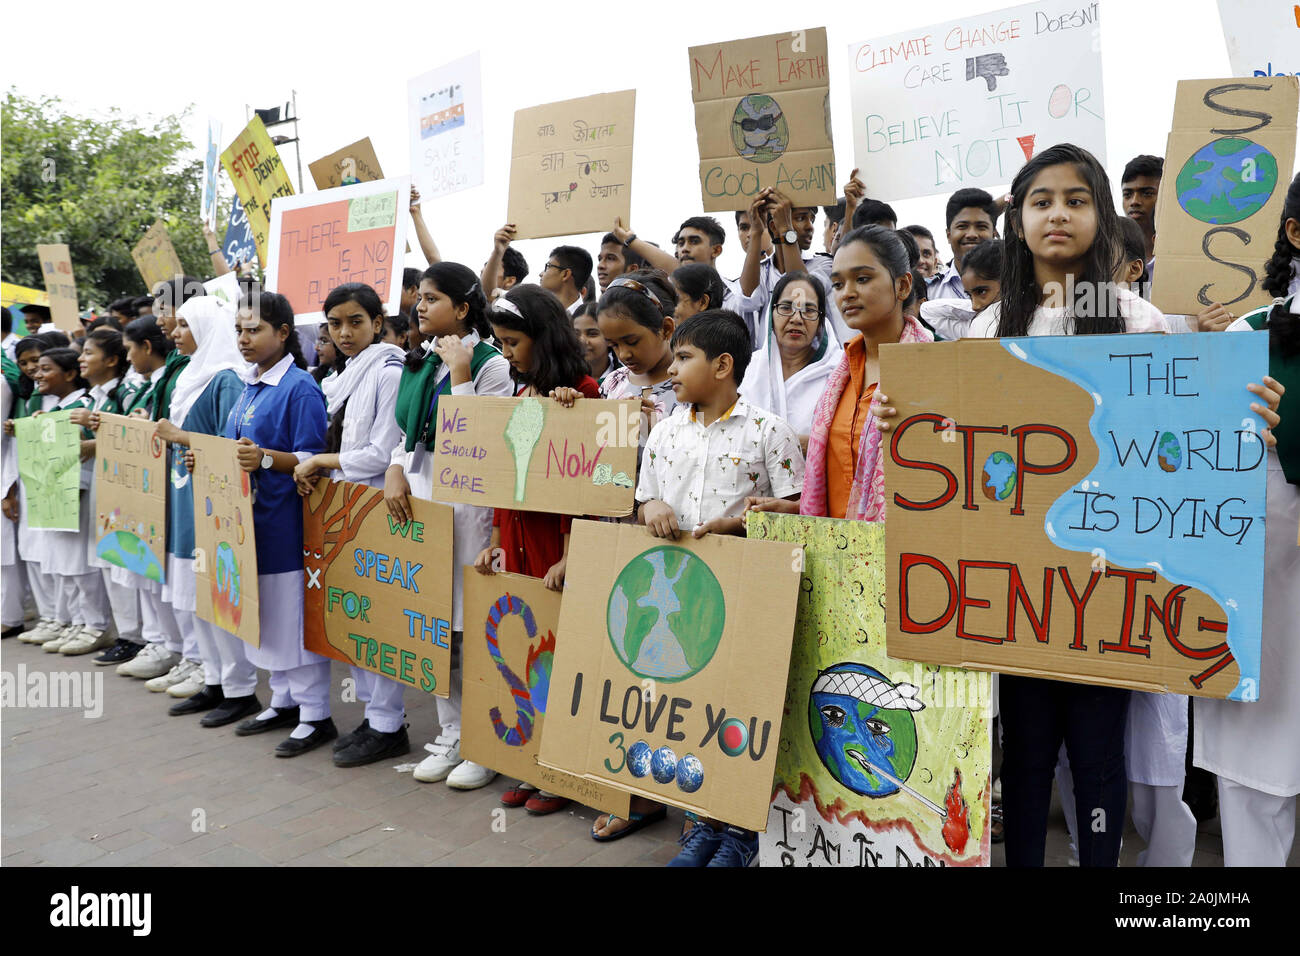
left=591, top=806, right=668, bottom=842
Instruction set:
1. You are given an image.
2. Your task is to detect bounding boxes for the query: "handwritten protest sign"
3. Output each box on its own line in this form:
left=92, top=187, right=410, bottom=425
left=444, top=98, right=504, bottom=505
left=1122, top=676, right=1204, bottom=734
left=131, top=221, right=184, bottom=292
left=94, top=413, right=167, bottom=584
left=1216, top=0, right=1298, bottom=78
left=201, top=118, right=222, bottom=231
left=308, top=137, right=385, bottom=190
left=749, top=514, right=990, bottom=868
left=36, top=243, right=79, bottom=333
left=190, top=434, right=259, bottom=647
left=506, top=90, right=635, bottom=239
left=302, top=479, right=453, bottom=696
left=462, top=571, right=632, bottom=816
left=220, top=116, right=295, bottom=267
left=538, top=520, right=802, bottom=831
left=429, top=395, right=638, bottom=516
left=14, top=411, right=80, bottom=529
left=688, top=27, right=835, bottom=212
left=881, top=334, right=1269, bottom=701
left=848, top=0, right=1107, bottom=201
left=265, top=177, right=411, bottom=325
left=222, top=197, right=258, bottom=268
left=407, top=53, right=485, bottom=201
left=1151, top=76, right=1298, bottom=317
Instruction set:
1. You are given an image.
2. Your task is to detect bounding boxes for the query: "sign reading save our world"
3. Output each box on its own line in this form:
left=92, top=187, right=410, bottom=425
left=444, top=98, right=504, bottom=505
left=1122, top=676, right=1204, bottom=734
left=881, top=333, right=1269, bottom=702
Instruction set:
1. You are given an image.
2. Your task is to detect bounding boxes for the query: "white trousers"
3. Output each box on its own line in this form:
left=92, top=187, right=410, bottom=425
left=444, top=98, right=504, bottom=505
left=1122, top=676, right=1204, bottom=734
left=1218, top=777, right=1297, bottom=867
left=1130, top=783, right=1197, bottom=867
left=177, top=608, right=199, bottom=661
left=193, top=616, right=258, bottom=697
left=140, top=590, right=183, bottom=653
left=25, top=562, right=55, bottom=620
left=102, top=569, right=142, bottom=643
left=268, top=660, right=332, bottom=723
left=2, top=560, right=28, bottom=626
left=351, top=666, right=405, bottom=734
left=433, top=631, right=463, bottom=737
left=54, top=572, right=108, bottom=629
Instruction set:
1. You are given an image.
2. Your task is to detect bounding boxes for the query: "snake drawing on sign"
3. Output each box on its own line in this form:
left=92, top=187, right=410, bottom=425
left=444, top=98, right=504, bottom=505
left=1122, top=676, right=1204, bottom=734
left=484, top=592, right=556, bottom=746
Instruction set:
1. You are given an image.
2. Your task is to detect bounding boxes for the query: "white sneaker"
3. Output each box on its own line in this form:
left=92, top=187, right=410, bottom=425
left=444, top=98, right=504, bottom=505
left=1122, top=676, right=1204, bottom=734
left=118, top=645, right=181, bottom=679
left=413, top=735, right=461, bottom=783
left=145, top=658, right=199, bottom=692
left=166, top=668, right=208, bottom=698
left=42, top=624, right=81, bottom=653
left=19, top=618, right=60, bottom=644
left=446, top=760, right=498, bottom=791
left=59, top=626, right=114, bottom=656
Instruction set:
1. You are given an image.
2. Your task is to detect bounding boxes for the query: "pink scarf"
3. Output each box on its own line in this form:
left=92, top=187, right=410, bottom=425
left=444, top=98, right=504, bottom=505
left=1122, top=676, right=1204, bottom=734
left=800, top=315, right=933, bottom=521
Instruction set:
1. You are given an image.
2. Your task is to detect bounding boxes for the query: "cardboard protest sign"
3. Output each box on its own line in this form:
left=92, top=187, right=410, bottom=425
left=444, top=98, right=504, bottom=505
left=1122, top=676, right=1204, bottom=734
left=1150, top=77, right=1298, bottom=317
left=222, top=196, right=258, bottom=268
left=265, top=177, right=411, bottom=325
left=220, top=116, right=295, bottom=267
left=1216, top=0, right=1298, bottom=78
left=14, top=411, right=80, bottom=529
left=538, top=520, right=802, bottom=831
left=201, top=118, right=222, bottom=232
left=35, top=243, right=79, bottom=333
left=93, top=413, right=167, bottom=584
left=429, top=395, right=638, bottom=516
left=749, top=514, right=991, bottom=868
left=506, top=91, right=635, bottom=239
left=408, top=53, right=485, bottom=201
left=190, top=434, right=259, bottom=647
left=881, top=334, right=1270, bottom=701
left=848, top=1, right=1107, bottom=201
left=131, top=220, right=184, bottom=292
left=302, top=479, right=453, bottom=696
left=462, top=570, right=632, bottom=816
left=308, top=137, right=385, bottom=190
left=689, top=27, right=835, bottom=212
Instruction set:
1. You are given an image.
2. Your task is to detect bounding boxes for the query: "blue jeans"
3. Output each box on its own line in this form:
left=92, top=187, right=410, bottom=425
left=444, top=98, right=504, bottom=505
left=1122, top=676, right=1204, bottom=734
left=1000, top=674, right=1130, bottom=867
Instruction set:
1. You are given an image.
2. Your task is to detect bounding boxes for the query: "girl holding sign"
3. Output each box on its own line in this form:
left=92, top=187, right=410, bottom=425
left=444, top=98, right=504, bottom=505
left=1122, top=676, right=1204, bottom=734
left=597, top=271, right=681, bottom=449
left=225, top=291, right=331, bottom=756
left=384, top=263, right=512, bottom=789
left=293, top=282, right=407, bottom=767
left=153, top=296, right=250, bottom=720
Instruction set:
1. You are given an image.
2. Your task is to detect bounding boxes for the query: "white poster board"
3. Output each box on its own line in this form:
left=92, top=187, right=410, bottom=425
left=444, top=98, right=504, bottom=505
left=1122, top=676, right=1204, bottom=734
left=407, top=52, right=485, bottom=201
left=847, top=0, right=1107, bottom=201
left=201, top=118, right=222, bottom=232
left=1216, top=0, right=1298, bottom=78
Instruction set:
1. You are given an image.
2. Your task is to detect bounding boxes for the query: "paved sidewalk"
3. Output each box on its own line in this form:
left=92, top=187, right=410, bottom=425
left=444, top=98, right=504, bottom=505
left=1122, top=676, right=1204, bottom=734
left=2, top=638, right=1293, bottom=866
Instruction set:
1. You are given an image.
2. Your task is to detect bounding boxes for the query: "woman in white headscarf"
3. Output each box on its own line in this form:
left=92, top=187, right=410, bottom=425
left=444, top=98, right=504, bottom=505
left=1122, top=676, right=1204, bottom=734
left=152, top=294, right=253, bottom=722
left=739, top=271, right=842, bottom=446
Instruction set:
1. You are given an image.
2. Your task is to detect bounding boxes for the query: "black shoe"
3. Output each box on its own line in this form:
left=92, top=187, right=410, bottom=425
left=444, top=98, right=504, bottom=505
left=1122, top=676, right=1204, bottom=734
left=235, top=704, right=300, bottom=736
left=274, top=718, right=338, bottom=758
left=333, top=725, right=410, bottom=768
left=333, top=719, right=370, bottom=753
left=169, top=684, right=224, bottom=716
left=1, top=625, right=24, bottom=639
left=94, top=638, right=142, bottom=665
left=200, top=694, right=262, bottom=728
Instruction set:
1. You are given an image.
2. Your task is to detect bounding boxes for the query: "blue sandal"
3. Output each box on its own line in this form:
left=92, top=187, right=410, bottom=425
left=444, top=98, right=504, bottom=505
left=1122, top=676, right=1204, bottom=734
left=591, top=806, right=668, bottom=842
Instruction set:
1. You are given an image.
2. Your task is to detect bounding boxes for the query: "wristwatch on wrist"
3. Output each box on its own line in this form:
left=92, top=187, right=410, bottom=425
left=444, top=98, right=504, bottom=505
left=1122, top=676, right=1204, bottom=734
left=780, top=228, right=798, bottom=246
left=260, top=450, right=274, bottom=470
left=622, top=233, right=637, bottom=247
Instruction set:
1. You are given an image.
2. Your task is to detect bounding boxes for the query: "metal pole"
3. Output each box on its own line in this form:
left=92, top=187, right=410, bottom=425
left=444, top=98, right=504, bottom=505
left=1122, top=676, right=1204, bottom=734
left=292, top=89, right=304, bottom=193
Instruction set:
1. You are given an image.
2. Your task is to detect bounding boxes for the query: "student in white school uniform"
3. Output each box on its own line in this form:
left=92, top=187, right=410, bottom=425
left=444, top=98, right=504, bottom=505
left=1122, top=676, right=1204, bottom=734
left=2, top=335, right=44, bottom=639
left=292, top=283, right=408, bottom=767
left=383, top=263, right=513, bottom=787
left=150, top=296, right=250, bottom=717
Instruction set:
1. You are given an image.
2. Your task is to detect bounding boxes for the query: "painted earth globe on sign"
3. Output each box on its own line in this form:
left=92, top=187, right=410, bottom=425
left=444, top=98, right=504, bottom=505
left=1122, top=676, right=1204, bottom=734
left=731, top=94, right=789, bottom=164
left=95, top=530, right=164, bottom=582
left=1175, top=138, right=1279, bottom=225
left=1157, top=431, right=1183, bottom=473
left=981, top=450, right=1017, bottom=502
left=627, top=740, right=653, bottom=778
left=607, top=546, right=725, bottom=682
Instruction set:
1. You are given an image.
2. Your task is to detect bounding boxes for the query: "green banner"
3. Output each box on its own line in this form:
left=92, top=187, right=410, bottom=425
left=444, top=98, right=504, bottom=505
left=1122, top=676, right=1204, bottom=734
left=15, top=411, right=81, bottom=530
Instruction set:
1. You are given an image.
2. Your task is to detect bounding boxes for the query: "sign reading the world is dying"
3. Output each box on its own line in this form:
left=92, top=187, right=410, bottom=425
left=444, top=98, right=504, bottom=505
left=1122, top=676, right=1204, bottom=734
left=190, top=434, right=259, bottom=647
left=1150, top=76, right=1298, bottom=317
left=688, top=27, right=835, bottom=212
left=94, top=413, right=168, bottom=584
left=749, top=514, right=991, bottom=868
left=881, top=334, right=1269, bottom=701
left=848, top=0, right=1107, bottom=201
left=539, top=521, right=802, bottom=831
left=303, top=479, right=454, bottom=696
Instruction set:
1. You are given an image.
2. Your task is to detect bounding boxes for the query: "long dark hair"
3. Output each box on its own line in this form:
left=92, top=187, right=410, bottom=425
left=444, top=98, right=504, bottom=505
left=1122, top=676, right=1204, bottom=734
left=84, top=327, right=128, bottom=387
left=240, top=290, right=306, bottom=369
left=596, top=269, right=677, bottom=332
left=1262, top=172, right=1300, bottom=359
left=996, top=143, right=1124, bottom=337
left=319, top=283, right=386, bottom=453
left=123, top=315, right=174, bottom=359
left=405, top=262, right=492, bottom=371
left=40, top=347, right=89, bottom=394
left=491, top=285, right=590, bottom=394
left=671, top=263, right=727, bottom=313
left=13, top=336, right=45, bottom=399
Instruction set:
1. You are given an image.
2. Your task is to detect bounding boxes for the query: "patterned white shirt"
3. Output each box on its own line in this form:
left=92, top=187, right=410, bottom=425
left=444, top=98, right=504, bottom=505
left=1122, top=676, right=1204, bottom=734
left=636, top=398, right=805, bottom=529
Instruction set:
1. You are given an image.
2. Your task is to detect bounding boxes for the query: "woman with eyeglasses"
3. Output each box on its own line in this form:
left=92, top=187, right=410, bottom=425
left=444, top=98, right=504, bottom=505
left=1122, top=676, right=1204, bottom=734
left=738, top=272, right=842, bottom=448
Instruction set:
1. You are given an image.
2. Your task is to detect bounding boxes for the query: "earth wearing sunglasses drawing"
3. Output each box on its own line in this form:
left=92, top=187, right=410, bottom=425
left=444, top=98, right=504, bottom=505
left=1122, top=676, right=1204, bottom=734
left=731, top=94, right=788, bottom=164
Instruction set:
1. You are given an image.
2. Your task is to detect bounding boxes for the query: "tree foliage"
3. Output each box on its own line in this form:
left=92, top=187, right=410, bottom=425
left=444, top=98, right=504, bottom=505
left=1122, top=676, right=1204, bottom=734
left=2, top=89, right=216, bottom=308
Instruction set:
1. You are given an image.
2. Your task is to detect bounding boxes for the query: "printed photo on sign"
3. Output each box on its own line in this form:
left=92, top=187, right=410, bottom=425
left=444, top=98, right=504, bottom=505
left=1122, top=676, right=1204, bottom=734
left=407, top=52, right=485, bottom=201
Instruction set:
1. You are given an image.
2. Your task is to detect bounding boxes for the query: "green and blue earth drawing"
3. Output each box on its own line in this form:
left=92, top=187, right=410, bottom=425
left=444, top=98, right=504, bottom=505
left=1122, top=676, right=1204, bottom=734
left=1175, top=138, right=1278, bottom=225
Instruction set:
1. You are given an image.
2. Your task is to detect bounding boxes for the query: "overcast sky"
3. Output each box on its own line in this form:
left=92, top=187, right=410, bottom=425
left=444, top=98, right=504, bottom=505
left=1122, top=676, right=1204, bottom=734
left=2, top=0, right=1253, bottom=282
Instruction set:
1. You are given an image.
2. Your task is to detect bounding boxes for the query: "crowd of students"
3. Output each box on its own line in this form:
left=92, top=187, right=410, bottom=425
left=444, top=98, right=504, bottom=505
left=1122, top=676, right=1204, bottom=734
left=2, top=147, right=1296, bottom=868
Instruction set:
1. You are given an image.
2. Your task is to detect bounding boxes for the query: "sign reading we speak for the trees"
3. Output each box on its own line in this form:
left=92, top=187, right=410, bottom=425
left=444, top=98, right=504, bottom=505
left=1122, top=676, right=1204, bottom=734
left=881, top=334, right=1269, bottom=701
